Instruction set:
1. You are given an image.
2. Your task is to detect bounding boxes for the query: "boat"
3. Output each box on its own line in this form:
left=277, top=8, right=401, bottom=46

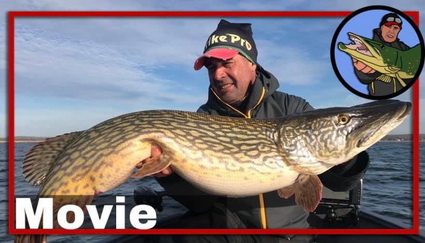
left=112, top=180, right=425, bottom=243
left=310, top=181, right=425, bottom=242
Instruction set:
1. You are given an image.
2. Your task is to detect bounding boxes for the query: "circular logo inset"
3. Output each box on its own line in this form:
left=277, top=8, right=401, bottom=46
left=331, top=5, right=424, bottom=100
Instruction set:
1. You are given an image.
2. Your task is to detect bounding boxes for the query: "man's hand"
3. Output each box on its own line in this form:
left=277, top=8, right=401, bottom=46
left=154, top=167, right=174, bottom=177
left=135, top=144, right=174, bottom=178
left=352, top=59, right=376, bottom=74
left=135, top=161, right=174, bottom=177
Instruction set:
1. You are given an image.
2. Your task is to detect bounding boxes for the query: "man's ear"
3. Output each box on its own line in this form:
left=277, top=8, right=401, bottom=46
left=251, top=63, right=257, bottom=72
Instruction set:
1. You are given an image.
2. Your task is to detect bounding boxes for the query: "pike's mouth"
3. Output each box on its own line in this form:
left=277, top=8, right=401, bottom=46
left=356, top=102, right=411, bottom=148
left=398, top=102, right=412, bottom=120
left=356, top=125, right=380, bottom=148
left=346, top=34, right=373, bottom=57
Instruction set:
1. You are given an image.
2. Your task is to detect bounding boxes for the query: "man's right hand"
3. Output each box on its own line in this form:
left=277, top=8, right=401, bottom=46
left=135, top=144, right=174, bottom=178
left=135, top=161, right=174, bottom=177
left=154, top=167, right=174, bottom=177
left=352, top=58, right=376, bottom=74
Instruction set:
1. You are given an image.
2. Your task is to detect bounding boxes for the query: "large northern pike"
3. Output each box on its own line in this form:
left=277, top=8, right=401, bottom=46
left=338, top=32, right=422, bottom=88
left=17, top=100, right=411, bottom=242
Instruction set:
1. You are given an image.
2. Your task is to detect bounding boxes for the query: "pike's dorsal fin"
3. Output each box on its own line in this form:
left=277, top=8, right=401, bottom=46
left=22, top=131, right=83, bottom=186
left=277, top=174, right=323, bottom=212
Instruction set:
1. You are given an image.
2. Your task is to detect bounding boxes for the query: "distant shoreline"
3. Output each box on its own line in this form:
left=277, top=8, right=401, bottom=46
left=5, top=140, right=46, bottom=143
left=0, top=137, right=47, bottom=143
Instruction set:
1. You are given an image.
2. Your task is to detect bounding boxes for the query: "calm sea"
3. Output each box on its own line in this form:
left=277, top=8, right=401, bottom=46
left=1, top=142, right=424, bottom=242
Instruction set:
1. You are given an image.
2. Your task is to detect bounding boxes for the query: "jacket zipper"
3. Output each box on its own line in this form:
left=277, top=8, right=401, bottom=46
left=211, top=87, right=268, bottom=229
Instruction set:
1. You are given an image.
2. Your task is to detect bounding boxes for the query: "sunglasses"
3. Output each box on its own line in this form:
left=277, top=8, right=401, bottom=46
left=386, top=16, right=402, bottom=24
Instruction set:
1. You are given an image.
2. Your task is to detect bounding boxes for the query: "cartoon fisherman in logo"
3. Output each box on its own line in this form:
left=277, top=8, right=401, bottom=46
left=338, top=13, right=422, bottom=97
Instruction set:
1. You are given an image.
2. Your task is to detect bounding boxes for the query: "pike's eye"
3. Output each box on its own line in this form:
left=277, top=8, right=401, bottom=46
left=338, top=114, right=350, bottom=125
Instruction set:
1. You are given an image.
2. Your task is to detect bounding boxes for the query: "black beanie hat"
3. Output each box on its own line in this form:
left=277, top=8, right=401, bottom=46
left=194, top=19, right=258, bottom=70
left=379, top=13, right=403, bottom=28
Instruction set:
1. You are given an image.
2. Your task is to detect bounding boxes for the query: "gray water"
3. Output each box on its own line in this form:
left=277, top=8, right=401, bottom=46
left=1, top=142, right=424, bottom=242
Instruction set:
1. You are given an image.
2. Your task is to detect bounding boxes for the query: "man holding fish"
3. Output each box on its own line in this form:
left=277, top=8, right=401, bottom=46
left=150, top=19, right=371, bottom=242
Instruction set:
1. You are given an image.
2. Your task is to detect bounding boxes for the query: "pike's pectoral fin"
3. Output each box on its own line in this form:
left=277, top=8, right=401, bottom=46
left=295, top=174, right=323, bottom=212
left=278, top=174, right=323, bottom=212
left=277, top=185, right=295, bottom=199
left=132, top=144, right=171, bottom=178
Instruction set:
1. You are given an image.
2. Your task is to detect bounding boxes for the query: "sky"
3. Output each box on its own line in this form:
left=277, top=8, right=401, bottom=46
left=1, top=0, right=424, bottom=138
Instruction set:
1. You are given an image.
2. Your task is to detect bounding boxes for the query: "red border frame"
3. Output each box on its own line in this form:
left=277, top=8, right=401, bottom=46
left=8, top=11, right=420, bottom=236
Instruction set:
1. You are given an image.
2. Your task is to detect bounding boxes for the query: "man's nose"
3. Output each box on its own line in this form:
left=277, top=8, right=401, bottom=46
left=213, top=66, right=226, bottom=80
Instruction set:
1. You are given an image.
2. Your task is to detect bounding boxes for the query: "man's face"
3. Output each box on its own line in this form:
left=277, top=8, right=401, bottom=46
left=380, top=24, right=401, bottom=43
left=205, top=54, right=257, bottom=105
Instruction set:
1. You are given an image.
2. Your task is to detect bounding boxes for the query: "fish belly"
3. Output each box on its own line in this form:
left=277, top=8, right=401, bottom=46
left=173, top=158, right=300, bottom=197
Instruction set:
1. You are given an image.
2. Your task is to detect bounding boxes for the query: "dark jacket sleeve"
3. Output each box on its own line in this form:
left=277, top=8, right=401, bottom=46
left=155, top=173, right=218, bottom=212
left=319, top=151, right=369, bottom=191
left=354, top=69, right=382, bottom=85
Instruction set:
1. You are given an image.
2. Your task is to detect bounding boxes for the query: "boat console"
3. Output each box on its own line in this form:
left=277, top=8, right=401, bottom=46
left=308, top=180, right=363, bottom=228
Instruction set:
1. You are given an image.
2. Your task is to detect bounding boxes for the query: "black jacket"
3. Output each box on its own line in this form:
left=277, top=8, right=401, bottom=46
left=355, top=28, right=411, bottom=96
left=157, top=66, right=369, bottom=229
